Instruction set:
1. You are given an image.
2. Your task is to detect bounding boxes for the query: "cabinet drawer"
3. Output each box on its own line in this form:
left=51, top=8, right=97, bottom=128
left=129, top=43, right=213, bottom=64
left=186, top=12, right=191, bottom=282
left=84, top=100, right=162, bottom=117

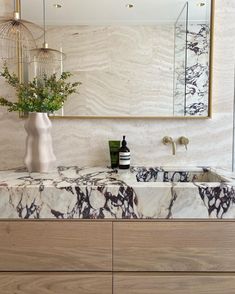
left=114, top=273, right=235, bottom=294
left=0, top=273, right=112, bottom=294
left=0, top=221, right=112, bottom=271
left=113, top=222, right=235, bottom=271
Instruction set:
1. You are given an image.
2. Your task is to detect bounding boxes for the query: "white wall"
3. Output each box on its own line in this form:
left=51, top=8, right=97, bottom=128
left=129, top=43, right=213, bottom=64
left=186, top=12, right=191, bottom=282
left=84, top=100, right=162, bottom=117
left=0, top=0, right=235, bottom=170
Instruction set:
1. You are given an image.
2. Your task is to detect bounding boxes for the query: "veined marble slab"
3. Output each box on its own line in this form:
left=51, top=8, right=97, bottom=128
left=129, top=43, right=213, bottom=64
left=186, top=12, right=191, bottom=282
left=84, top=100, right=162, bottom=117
left=0, top=166, right=234, bottom=219
left=174, top=23, right=209, bottom=116
left=40, top=25, right=174, bottom=116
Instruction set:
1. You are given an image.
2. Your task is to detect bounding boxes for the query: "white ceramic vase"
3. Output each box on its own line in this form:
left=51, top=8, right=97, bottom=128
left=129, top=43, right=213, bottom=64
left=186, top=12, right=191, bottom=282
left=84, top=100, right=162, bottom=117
left=24, top=113, right=56, bottom=173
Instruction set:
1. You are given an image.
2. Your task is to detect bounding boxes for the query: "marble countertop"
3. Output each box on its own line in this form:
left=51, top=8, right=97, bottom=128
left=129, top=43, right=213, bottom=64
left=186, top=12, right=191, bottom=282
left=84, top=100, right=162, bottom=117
left=0, top=166, right=235, bottom=219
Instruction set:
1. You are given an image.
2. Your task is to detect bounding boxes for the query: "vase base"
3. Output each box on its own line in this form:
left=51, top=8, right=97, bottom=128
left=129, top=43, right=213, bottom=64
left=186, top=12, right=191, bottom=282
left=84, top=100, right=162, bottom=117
left=25, top=160, right=56, bottom=173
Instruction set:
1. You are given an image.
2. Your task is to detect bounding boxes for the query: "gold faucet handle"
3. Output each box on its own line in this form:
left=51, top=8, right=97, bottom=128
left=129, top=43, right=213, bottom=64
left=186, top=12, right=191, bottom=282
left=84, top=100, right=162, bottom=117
left=162, top=136, right=173, bottom=145
left=179, top=136, right=189, bottom=150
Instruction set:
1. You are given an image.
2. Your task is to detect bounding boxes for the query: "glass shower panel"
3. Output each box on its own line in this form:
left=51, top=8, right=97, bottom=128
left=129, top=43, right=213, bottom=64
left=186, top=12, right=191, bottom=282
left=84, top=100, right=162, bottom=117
left=173, top=2, right=188, bottom=116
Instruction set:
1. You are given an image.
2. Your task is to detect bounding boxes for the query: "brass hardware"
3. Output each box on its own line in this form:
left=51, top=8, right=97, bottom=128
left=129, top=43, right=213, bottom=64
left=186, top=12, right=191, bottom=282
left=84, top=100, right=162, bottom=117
left=15, top=0, right=23, bottom=83
left=15, top=0, right=21, bottom=16
left=43, top=42, right=49, bottom=49
left=13, top=11, right=20, bottom=20
left=179, top=136, right=189, bottom=150
left=162, top=136, right=176, bottom=156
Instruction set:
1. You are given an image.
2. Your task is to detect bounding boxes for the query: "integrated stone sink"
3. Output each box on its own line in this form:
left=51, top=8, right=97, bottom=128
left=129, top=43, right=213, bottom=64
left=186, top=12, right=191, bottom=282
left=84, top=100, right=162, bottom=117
left=0, top=166, right=234, bottom=219
left=122, top=166, right=235, bottom=219
left=131, top=167, right=228, bottom=183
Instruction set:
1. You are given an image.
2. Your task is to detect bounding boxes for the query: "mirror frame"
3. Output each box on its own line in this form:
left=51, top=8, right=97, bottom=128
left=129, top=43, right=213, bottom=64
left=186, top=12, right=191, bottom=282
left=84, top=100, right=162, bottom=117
left=19, top=0, right=214, bottom=120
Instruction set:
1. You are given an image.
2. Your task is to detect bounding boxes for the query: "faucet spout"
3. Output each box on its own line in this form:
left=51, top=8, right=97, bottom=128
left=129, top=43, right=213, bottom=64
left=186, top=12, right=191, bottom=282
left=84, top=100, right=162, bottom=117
left=171, top=141, right=176, bottom=156
left=162, top=136, right=176, bottom=156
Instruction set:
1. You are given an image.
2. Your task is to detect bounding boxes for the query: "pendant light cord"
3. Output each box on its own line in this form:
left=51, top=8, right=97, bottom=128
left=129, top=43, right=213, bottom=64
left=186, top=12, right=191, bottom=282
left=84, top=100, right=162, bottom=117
left=43, top=0, right=46, bottom=44
left=14, top=0, right=21, bottom=15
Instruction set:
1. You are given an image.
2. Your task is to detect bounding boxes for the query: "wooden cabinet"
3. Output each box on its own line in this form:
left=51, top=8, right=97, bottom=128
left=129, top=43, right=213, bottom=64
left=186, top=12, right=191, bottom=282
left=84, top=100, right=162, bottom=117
left=0, top=221, right=112, bottom=271
left=113, top=273, right=235, bottom=294
left=113, top=222, right=235, bottom=272
left=0, top=273, right=112, bottom=294
left=1, top=220, right=235, bottom=293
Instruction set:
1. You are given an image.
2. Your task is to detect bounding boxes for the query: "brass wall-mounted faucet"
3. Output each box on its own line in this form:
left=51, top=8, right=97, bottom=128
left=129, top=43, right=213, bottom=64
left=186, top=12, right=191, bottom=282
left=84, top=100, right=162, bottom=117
left=162, top=136, right=176, bottom=155
left=178, top=136, right=189, bottom=150
left=162, top=136, right=190, bottom=155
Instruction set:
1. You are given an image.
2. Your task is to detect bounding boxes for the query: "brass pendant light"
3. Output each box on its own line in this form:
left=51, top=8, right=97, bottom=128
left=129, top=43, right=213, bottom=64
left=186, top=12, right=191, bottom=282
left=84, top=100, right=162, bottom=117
left=0, top=0, right=43, bottom=65
left=30, top=0, right=66, bottom=78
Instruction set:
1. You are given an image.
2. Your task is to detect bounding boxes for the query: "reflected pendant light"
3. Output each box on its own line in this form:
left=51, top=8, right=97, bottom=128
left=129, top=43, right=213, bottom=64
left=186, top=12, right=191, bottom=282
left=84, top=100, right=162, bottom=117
left=30, top=0, right=66, bottom=78
left=0, top=0, right=43, bottom=65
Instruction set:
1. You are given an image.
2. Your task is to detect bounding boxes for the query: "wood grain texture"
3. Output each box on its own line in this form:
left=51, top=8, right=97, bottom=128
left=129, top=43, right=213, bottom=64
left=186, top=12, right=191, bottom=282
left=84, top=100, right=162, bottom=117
left=113, top=222, right=235, bottom=271
left=0, top=221, right=112, bottom=271
left=114, top=273, right=235, bottom=294
left=0, top=273, right=112, bottom=294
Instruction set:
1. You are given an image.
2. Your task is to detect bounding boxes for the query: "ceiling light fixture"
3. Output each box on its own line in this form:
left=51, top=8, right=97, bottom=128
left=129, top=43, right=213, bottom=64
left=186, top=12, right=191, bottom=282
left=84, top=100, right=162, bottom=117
left=126, top=4, right=134, bottom=8
left=0, top=0, right=43, bottom=69
left=197, top=2, right=206, bottom=7
left=53, top=4, right=62, bottom=8
left=30, top=0, right=65, bottom=78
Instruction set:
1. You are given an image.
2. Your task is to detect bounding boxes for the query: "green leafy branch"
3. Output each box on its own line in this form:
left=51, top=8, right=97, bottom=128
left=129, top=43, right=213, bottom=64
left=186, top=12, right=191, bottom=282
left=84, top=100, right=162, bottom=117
left=0, top=66, right=81, bottom=113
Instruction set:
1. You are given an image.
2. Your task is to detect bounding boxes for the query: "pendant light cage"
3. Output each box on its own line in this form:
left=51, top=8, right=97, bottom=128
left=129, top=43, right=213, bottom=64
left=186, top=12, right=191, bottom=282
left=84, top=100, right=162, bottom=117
left=29, top=0, right=65, bottom=79
left=0, top=13, right=43, bottom=64
left=29, top=46, right=64, bottom=78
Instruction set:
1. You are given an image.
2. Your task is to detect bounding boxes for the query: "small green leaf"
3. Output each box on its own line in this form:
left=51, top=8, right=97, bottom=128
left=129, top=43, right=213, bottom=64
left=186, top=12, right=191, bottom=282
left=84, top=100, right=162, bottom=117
left=0, top=67, right=81, bottom=113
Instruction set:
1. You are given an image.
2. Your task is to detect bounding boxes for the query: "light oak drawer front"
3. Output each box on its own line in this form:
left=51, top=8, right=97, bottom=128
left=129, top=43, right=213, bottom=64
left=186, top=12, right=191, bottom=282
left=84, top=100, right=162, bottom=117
left=113, top=222, right=235, bottom=271
left=114, top=274, right=235, bottom=294
left=0, top=221, right=112, bottom=271
left=0, top=273, right=112, bottom=294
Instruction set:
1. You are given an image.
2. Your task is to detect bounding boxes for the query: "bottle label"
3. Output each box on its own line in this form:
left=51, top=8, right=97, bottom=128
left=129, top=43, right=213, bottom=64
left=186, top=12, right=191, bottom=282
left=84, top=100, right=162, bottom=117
left=119, top=152, right=130, bottom=165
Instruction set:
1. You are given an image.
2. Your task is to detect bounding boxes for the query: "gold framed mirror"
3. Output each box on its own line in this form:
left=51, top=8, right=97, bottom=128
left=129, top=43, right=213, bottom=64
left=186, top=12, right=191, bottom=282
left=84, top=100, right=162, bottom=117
left=18, top=0, right=214, bottom=119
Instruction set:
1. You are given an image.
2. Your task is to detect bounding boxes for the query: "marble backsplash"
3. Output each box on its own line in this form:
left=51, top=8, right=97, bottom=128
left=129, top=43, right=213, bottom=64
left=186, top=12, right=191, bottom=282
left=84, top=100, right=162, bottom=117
left=43, top=25, right=174, bottom=116
left=0, top=0, right=235, bottom=170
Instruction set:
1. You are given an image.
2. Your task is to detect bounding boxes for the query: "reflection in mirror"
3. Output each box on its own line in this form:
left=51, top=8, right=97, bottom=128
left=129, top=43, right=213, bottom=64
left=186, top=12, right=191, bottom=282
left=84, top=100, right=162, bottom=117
left=21, top=0, right=212, bottom=118
left=174, top=1, right=211, bottom=116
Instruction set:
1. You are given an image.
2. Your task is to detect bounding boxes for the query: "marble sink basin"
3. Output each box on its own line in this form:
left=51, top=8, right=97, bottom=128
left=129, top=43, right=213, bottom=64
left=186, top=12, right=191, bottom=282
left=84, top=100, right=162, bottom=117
left=131, top=167, right=228, bottom=183
left=122, top=166, right=235, bottom=219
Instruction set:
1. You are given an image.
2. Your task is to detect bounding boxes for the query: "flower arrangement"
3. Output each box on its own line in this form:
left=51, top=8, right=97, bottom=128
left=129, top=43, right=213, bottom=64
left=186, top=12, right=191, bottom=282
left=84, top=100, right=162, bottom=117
left=0, top=66, right=81, bottom=113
